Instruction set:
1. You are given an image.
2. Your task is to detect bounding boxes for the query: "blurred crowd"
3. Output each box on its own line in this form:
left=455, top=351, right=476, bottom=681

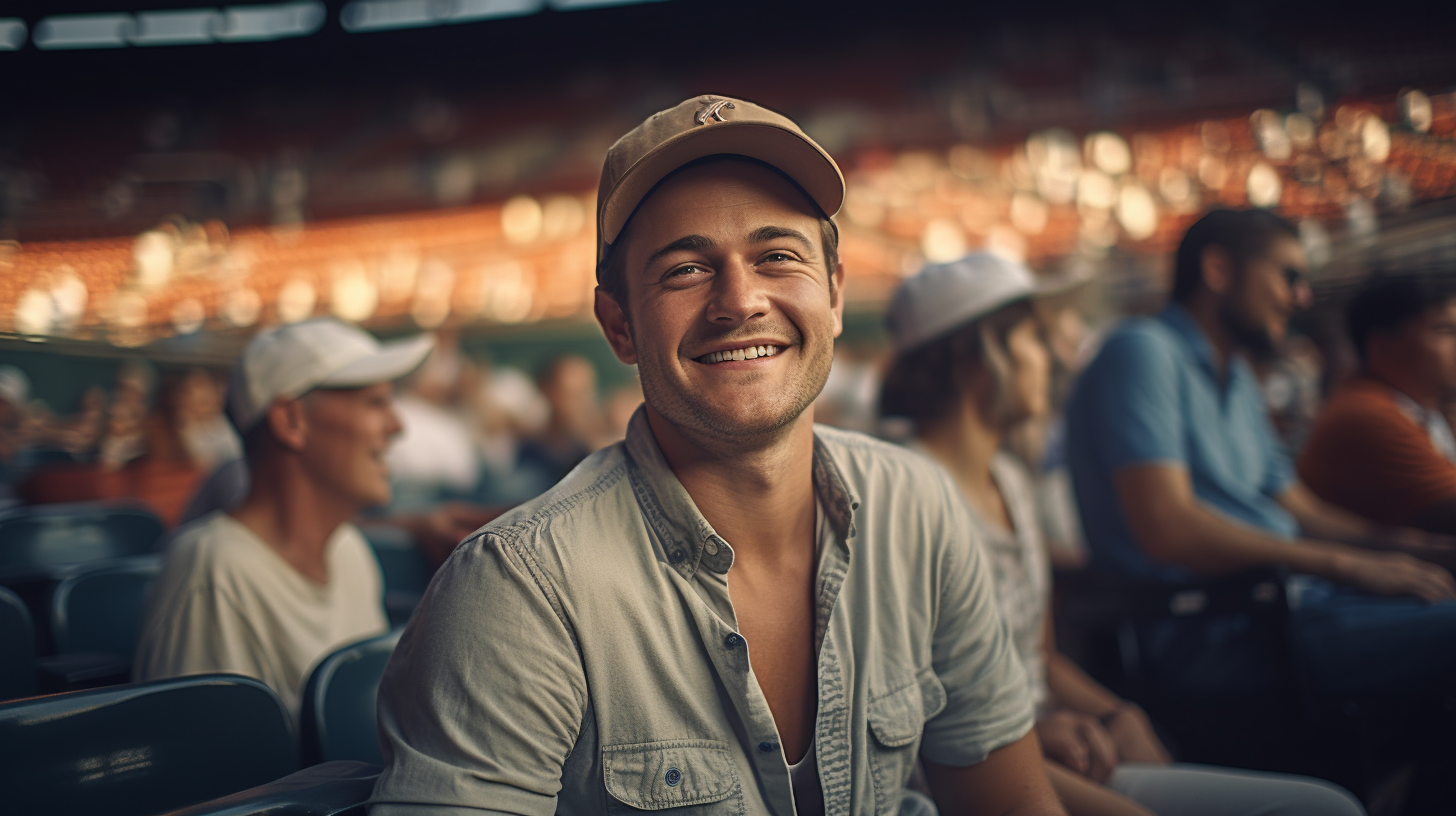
left=0, top=338, right=642, bottom=530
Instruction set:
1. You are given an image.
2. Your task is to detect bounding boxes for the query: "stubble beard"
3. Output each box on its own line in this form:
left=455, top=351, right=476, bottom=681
left=1218, top=298, right=1280, bottom=360
left=640, top=336, right=834, bottom=449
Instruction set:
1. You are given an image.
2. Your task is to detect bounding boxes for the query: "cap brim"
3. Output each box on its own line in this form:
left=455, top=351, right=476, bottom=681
left=601, top=122, right=845, bottom=248
left=318, top=334, right=436, bottom=389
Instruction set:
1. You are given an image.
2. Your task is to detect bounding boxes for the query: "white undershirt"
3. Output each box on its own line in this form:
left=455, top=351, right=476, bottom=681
left=787, top=501, right=829, bottom=816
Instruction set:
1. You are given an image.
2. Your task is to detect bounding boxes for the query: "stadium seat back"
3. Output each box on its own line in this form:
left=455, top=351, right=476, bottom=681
left=300, top=631, right=401, bottom=766
left=0, top=502, right=165, bottom=577
left=50, top=558, right=162, bottom=655
left=164, top=760, right=382, bottom=816
left=0, top=674, right=297, bottom=816
left=0, top=586, right=35, bottom=700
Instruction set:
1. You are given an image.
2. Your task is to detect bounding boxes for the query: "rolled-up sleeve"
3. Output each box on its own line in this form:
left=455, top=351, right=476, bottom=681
left=369, top=533, right=587, bottom=816
left=918, top=473, right=1035, bottom=766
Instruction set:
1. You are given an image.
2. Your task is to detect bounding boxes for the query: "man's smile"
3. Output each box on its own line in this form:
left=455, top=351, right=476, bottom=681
left=694, top=344, right=784, bottom=364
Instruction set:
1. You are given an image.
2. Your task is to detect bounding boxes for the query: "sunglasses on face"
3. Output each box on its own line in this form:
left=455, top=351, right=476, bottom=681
left=1282, top=267, right=1308, bottom=290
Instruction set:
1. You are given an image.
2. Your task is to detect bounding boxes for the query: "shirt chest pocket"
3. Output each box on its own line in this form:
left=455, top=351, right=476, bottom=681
left=867, top=669, right=947, bottom=815
left=603, top=740, right=745, bottom=814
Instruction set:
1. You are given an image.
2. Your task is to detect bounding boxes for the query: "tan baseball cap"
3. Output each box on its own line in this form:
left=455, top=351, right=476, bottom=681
left=596, top=94, right=846, bottom=266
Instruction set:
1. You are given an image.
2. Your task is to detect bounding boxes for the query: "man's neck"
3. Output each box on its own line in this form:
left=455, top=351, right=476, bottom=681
left=645, top=406, right=817, bottom=566
left=229, top=459, right=358, bottom=585
left=1367, top=365, right=1439, bottom=411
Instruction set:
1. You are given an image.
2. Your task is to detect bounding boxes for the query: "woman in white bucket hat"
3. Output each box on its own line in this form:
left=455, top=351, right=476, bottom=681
left=881, top=252, right=1365, bottom=816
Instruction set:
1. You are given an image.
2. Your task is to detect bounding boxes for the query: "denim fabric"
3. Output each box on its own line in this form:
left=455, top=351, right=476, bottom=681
left=369, top=408, right=1033, bottom=815
left=1066, top=304, right=1298, bottom=581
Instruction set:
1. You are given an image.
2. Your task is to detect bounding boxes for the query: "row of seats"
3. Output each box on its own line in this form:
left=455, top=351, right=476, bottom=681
left=0, top=672, right=384, bottom=816
left=1, top=627, right=402, bottom=815
left=0, top=563, right=158, bottom=698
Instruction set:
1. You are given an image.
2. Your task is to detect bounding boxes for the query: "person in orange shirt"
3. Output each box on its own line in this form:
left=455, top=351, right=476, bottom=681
left=1299, top=273, right=1456, bottom=535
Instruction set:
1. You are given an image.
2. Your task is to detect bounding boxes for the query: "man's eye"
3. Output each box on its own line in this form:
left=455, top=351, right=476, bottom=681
left=668, top=264, right=705, bottom=277
left=762, top=252, right=794, bottom=263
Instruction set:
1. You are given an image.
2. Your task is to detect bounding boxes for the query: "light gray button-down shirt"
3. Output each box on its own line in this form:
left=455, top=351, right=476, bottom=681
left=369, top=410, right=1033, bottom=815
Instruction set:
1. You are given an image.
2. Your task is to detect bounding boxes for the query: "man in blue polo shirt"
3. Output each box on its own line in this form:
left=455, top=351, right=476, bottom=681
left=1067, top=208, right=1456, bottom=699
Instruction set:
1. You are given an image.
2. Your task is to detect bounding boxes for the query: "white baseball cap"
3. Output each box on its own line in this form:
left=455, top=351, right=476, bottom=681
left=227, top=318, right=435, bottom=432
left=0, top=366, right=30, bottom=407
left=885, top=252, right=1039, bottom=355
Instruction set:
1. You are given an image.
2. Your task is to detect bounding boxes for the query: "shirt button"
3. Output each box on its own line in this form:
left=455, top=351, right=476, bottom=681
left=670, top=548, right=688, bottom=564
left=665, top=767, right=682, bottom=787
left=757, top=741, right=778, bottom=753
left=704, top=539, right=719, bottom=555
left=724, top=633, right=744, bottom=649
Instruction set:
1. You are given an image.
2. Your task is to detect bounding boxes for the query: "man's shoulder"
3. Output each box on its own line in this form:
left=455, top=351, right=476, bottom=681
left=814, top=424, right=955, bottom=491
left=1093, top=316, right=1182, bottom=367
left=459, top=443, right=636, bottom=557
left=154, top=512, right=272, bottom=597
left=1323, top=378, right=1405, bottom=421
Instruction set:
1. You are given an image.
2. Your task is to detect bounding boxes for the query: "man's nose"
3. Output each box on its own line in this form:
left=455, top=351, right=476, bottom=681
left=707, top=258, right=769, bottom=324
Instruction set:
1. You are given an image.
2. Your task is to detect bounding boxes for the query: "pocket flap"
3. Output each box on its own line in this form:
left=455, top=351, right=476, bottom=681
left=867, top=681, right=923, bottom=748
left=868, top=669, right=946, bottom=749
left=603, top=740, right=739, bottom=810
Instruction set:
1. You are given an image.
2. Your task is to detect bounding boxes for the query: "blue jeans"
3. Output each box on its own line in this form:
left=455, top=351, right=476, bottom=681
left=1138, top=577, right=1456, bottom=700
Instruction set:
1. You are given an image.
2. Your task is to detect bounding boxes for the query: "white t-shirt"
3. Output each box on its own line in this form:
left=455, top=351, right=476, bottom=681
left=134, top=512, right=388, bottom=719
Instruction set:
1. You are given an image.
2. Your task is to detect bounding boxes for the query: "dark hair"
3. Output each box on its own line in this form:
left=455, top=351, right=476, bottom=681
left=1171, top=209, right=1300, bottom=303
left=596, top=155, right=840, bottom=314
left=878, top=299, right=1034, bottom=429
left=1347, top=272, right=1456, bottom=361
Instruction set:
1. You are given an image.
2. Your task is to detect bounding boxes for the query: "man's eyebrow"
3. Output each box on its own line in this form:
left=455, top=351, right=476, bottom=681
left=644, top=234, right=715, bottom=270
left=749, top=226, right=815, bottom=253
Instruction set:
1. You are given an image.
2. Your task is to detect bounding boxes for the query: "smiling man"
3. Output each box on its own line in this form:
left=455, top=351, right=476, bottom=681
left=369, top=96, right=1061, bottom=815
left=135, top=318, right=433, bottom=719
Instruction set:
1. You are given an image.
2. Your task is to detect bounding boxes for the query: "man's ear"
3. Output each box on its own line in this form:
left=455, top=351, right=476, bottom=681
left=1200, top=246, right=1234, bottom=296
left=594, top=287, right=638, bottom=365
left=264, top=397, right=309, bottom=453
left=828, top=261, right=847, bottom=339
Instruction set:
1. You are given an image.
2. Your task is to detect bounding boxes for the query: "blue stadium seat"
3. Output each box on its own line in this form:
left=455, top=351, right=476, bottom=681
left=0, top=501, right=165, bottom=580
left=40, top=557, right=162, bottom=687
left=163, top=760, right=381, bottom=816
left=360, top=524, right=432, bottom=627
left=300, top=631, right=402, bottom=766
left=0, top=674, right=297, bottom=816
left=0, top=586, right=35, bottom=700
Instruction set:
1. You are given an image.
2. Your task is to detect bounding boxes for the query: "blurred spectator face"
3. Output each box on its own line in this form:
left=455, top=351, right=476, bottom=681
left=1218, top=234, right=1310, bottom=356
left=1005, top=315, right=1052, bottom=423
left=297, top=383, right=403, bottom=508
left=601, top=160, right=843, bottom=441
left=176, top=370, right=224, bottom=424
left=1378, top=300, right=1456, bottom=402
left=540, top=356, right=599, bottom=435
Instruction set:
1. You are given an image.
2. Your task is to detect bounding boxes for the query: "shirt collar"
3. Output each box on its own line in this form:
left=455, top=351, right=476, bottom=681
left=1157, top=302, right=1219, bottom=376
left=622, top=407, right=860, bottom=580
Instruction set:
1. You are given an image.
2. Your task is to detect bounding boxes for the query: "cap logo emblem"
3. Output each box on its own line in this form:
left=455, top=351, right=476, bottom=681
left=695, top=100, right=735, bottom=125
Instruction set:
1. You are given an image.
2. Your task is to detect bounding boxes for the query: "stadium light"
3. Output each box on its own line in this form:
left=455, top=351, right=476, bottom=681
left=0, top=19, right=26, bottom=50
left=30, top=3, right=324, bottom=49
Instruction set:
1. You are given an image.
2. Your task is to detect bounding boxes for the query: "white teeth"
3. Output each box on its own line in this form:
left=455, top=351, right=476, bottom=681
left=700, top=345, right=780, bottom=363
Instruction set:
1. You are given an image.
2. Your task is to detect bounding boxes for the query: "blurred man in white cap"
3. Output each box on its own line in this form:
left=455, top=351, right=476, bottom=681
left=135, top=318, right=433, bottom=719
left=371, top=96, right=1059, bottom=815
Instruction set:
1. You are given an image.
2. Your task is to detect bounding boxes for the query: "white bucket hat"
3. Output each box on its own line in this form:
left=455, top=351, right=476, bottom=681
left=885, top=252, right=1039, bottom=355
left=227, top=318, right=435, bottom=432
